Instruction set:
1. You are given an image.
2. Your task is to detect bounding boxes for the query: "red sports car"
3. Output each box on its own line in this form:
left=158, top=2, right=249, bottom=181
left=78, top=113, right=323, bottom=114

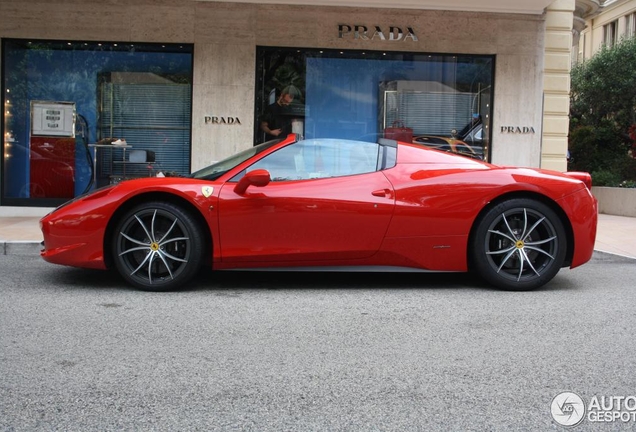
left=40, top=134, right=597, bottom=292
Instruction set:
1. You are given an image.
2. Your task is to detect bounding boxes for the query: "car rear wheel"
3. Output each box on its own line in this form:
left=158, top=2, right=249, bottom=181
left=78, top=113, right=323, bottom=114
left=112, top=201, right=204, bottom=291
left=471, top=198, right=567, bottom=291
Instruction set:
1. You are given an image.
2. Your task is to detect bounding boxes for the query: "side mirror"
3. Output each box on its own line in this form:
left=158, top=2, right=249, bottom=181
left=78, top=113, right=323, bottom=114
left=234, top=169, right=271, bottom=195
left=450, top=129, right=458, bottom=139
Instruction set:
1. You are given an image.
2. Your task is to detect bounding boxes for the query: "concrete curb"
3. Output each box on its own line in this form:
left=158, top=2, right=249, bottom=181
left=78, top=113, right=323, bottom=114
left=592, top=249, right=636, bottom=263
left=1, top=241, right=42, bottom=256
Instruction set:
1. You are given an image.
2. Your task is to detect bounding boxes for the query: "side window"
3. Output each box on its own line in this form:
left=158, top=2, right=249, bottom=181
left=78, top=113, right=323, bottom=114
left=378, top=141, right=397, bottom=170
left=346, top=142, right=379, bottom=175
left=247, top=145, right=306, bottom=181
left=247, top=139, right=380, bottom=181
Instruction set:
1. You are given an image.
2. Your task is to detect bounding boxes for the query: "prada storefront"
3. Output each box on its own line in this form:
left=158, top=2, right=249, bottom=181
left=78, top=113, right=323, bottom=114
left=1, top=0, right=571, bottom=210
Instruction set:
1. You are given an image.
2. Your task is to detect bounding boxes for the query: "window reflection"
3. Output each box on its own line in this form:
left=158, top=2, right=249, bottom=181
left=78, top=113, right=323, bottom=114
left=2, top=39, right=193, bottom=206
left=256, top=47, right=493, bottom=162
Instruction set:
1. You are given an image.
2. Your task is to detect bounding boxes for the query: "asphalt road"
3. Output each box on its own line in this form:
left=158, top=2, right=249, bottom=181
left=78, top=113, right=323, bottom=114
left=1, top=252, right=635, bottom=431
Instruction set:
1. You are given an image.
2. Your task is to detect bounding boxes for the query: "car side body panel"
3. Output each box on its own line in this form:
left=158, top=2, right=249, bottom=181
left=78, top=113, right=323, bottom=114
left=216, top=171, right=395, bottom=262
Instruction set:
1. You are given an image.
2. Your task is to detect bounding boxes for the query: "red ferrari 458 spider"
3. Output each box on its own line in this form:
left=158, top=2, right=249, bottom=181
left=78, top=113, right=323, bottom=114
left=40, top=134, right=597, bottom=291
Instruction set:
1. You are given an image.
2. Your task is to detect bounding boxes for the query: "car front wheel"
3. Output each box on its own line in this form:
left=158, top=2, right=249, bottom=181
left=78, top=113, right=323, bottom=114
left=471, top=198, right=567, bottom=291
left=112, top=201, right=204, bottom=291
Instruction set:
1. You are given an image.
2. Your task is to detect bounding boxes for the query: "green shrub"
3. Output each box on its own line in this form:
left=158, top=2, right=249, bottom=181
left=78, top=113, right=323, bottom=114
left=621, top=157, right=636, bottom=182
left=568, top=123, right=626, bottom=174
left=591, top=170, right=621, bottom=187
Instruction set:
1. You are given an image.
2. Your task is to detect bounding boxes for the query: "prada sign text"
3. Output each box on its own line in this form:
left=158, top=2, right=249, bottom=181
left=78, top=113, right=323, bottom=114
left=501, top=126, right=536, bottom=134
left=338, top=25, right=418, bottom=42
left=205, top=116, right=241, bottom=125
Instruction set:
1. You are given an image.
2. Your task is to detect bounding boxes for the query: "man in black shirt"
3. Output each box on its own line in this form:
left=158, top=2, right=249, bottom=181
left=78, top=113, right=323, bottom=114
left=260, top=86, right=300, bottom=141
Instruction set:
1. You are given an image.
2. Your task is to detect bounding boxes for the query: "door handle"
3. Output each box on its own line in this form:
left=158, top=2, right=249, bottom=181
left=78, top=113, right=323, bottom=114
left=372, top=189, right=392, bottom=198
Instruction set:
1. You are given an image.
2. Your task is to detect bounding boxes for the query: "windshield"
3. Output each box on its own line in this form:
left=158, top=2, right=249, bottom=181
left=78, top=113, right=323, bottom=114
left=189, top=138, right=283, bottom=180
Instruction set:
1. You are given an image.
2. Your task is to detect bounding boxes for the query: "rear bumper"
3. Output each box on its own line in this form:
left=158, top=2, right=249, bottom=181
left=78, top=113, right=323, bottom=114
left=558, top=187, right=598, bottom=269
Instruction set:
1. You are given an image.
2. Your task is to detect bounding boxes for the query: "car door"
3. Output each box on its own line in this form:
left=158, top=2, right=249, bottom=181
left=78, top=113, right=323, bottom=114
left=217, top=139, right=396, bottom=263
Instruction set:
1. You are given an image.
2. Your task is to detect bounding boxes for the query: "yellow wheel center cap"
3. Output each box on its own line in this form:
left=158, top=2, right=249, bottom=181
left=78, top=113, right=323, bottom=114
left=150, top=242, right=160, bottom=251
left=515, top=240, right=525, bottom=249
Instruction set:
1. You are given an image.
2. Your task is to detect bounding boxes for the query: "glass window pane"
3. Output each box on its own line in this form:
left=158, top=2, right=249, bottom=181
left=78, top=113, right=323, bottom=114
left=256, top=48, right=493, bottom=162
left=2, top=39, right=193, bottom=206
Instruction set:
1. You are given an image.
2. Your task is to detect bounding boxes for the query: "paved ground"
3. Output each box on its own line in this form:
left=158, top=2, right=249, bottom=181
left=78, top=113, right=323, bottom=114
left=1, top=252, right=636, bottom=431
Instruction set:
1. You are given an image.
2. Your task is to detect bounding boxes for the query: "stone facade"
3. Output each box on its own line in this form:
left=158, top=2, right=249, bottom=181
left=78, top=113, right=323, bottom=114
left=542, top=0, right=575, bottom=172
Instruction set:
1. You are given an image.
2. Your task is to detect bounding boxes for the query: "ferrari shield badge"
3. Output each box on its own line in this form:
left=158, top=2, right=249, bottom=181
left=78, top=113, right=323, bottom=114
left=202, top=186, right=214, bottom=198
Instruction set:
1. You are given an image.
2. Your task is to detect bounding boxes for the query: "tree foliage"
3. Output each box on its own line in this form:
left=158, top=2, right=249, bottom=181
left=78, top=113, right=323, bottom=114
left=569, top=37, right=636, bottom=185
left=571, top=37, right=636, bottom=127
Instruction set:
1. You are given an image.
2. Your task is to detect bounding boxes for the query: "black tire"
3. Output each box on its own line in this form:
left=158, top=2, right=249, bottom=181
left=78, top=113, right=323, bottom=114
left=112, top=201, right=205, bottom=291
left=470, top=198, right=567, bottom=291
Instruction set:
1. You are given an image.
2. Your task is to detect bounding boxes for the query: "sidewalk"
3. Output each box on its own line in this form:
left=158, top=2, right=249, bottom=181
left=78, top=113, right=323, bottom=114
left=0, top=215, right=45, bottom=255
left=1, top=212, right=635, bottom=259
left=593, top=214, right=636, bottom=259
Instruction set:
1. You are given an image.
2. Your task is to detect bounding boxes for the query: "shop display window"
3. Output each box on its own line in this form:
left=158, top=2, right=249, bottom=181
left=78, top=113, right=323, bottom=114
left=2, top=39, right=193, bottom=207
left=256, top=47, right=493, bottom=162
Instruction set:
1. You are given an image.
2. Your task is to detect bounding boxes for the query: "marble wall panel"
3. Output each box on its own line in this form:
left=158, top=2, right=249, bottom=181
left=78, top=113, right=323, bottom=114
left=492, top=53, right=543, bottom=167
left=0, top=1, right=132, bottom=40
left=194, top=2, right=256, bottom=45
left=193, top=43, right=255, bottom=87
left=191, top=84, right=255, bottom=169
left=129, top=5, right=195, bottom=42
